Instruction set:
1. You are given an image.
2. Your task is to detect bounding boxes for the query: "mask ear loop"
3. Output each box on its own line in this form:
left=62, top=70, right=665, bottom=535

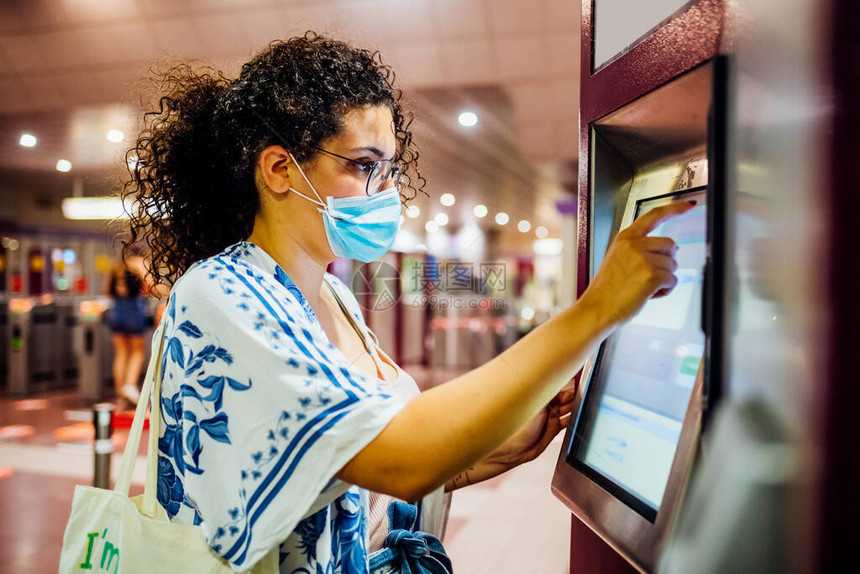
left=287, top=151, right=327, bottom=209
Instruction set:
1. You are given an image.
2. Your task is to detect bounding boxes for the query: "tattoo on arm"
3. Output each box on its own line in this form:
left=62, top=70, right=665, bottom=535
left=449, top=466, right=475, bottom=490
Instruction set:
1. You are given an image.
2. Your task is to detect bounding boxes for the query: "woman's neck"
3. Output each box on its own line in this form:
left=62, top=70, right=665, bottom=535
left=246, top=218, right=328, bottom=309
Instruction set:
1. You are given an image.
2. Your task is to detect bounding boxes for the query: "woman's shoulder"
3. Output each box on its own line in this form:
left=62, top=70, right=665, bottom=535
left=169, top=244, right=310, bottom=327
left=173, top=244, right=264, bottom=292
left=169, top=245, right=277, bottom=312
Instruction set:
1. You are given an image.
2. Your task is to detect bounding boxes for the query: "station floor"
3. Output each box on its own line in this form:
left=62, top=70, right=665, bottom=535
left=0, top=364, right=570, bottom=574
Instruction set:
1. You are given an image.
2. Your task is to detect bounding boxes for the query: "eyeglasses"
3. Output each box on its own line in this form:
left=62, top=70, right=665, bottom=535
left=311, top=146, right=402, bottom=196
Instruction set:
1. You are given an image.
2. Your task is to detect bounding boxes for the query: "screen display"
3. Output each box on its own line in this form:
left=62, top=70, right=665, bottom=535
left=568, top=188, right=707, bottom=520
left=593, top=0, right=693, bottom=69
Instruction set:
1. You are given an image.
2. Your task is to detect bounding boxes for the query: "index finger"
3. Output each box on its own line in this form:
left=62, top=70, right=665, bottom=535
left=625, top=200, right=697, bottom=237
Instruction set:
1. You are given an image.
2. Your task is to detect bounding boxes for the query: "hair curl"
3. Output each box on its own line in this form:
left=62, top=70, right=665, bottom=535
left=123, top=32, right=424, bottom=286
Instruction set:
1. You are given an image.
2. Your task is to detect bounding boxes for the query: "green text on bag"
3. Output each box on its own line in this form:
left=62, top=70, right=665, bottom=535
left=78, top=528, right=119, bottom=573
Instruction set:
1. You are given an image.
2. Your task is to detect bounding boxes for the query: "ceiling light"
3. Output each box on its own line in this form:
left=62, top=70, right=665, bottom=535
left=406, top=205, right=421, bottom=218
left=434, top=213, right=449, bottom=226
left=19, top=133, right=37, bottom=147
left=62, top=197, right=130, bottom=220
left=440, top=193, right=455, bottom=206
left=495, top=212, right=509, bottom=225
left=458, top=111, right=478, bottom=127
left=517, top=220, right=531, bottom=233
left=56, top=159, right=72, bottom=172
left=106, top=129, right=124, bottom=142
left=535, top=225, right=549, bottom=238
left=473, top=204, right=488, bottom=218
left=534, top=238, right=563, bottom=255
left=425, top=220, right=440, bottom=233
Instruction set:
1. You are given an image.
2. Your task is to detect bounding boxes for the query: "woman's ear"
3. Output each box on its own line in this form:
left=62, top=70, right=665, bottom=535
left=257, top=145, right=293, bottom=195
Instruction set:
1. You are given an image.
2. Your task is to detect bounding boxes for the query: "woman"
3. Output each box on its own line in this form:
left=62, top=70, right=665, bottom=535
left=107, top=254, right=147, bottom=408
left=125, top=33, right=690, bottom=573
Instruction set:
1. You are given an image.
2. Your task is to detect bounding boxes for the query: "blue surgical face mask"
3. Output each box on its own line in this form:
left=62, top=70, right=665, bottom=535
left=287, top=153, right=402, bottom=262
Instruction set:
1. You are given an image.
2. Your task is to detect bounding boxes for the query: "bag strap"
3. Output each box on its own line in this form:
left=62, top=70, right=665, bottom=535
left=114, top=318, right=167, bottom=514
left=323, top=278, right=390, bottom=380
left=322, top=278, right=375, bottom=352
left=142, top=321, right=165, bottom=517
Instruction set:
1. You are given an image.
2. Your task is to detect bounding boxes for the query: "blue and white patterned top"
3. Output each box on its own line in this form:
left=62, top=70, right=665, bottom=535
left=156, top=241, right=406, bottom=573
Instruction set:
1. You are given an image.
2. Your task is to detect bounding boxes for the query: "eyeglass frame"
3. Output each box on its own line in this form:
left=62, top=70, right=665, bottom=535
left=310, top=146, right=402, bottom=196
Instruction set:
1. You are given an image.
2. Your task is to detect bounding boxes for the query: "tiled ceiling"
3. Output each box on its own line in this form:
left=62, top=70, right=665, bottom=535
left=0, top=0, right=581, bottom=253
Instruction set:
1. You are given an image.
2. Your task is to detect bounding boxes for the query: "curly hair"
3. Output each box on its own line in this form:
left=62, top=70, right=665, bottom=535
left=123, top=32, right=424, bottom=286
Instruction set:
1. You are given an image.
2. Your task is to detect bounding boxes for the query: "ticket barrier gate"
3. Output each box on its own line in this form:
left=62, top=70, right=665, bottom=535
left=76, top=299, right=155, bottom=402
left=429, top=296, right=505, bottom=369
left=76, top=300, right=114, bottom=401
left=57, top=300, right=78, bottom=387
left=7, top=299, right=31, bottom=395
left=7, top=298, right=79, bottom=395
left=5, top=294, right=165, bottom=399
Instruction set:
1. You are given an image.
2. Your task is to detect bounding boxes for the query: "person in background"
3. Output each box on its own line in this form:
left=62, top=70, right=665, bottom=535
left=106, top=252, right=148, bottom=409
left=107, top=246, right=171, bottom=410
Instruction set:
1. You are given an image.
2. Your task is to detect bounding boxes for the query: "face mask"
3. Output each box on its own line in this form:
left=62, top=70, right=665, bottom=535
left=287, top=153, right=402, bottom=262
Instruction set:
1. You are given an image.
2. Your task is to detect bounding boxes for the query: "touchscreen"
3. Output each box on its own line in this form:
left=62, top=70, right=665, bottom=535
left=570, top=188, right=707, bottom=516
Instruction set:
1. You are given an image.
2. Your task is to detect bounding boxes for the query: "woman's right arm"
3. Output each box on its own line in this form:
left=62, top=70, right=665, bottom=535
left=335, top=201, right=694, bottom=501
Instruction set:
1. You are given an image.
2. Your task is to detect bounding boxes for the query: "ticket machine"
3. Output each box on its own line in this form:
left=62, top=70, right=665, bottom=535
left=551, top=1, right=728, bottom=572
left=553, top=0, right=857, bottom=572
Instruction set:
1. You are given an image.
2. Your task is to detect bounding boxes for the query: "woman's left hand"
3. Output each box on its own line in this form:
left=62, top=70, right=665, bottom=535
left=486, top=383, right=578, bottom=468
left=444, top=383, right=578, bottom=492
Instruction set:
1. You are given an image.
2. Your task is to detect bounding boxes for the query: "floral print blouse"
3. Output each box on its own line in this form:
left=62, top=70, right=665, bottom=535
left=156, top=241, right=405, bottom=573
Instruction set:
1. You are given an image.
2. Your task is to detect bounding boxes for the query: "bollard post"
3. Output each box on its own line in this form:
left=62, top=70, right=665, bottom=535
left=93, top=403, right=114, bottom=488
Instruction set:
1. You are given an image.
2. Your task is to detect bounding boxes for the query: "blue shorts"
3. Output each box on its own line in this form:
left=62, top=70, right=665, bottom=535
left=109, top=298, right=147, bottom=335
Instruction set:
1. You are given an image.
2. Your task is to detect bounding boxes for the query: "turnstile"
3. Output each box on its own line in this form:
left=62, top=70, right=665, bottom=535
left=7, top=299, right=33, bottom=395
left=7, top=298, right=80, bottom=394
left=429, top=295, right=502, bottom=370
left=76, top=301, right=114, bottom=401
left=75, top=299, right=155, bottom=401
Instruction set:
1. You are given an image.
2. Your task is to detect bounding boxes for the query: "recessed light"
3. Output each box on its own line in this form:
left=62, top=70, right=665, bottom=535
left=434, top=213, right=449, bottom=226
left=535, top=225, right=549, bottom=238
left=107, top=129, right=124, bottom=142
left=495, top=212, right=509, bottom=225
left=534, top=238, right=563, bottom=255
left=62, top=197, right=129, bottom=219
left=56, top=159, right=72, bottom=172
left=425, top=220, right=440, bottom=233
left=473, top=204, right=488, bottom=218
left=440, top=193, right=455, bottom=206
left=19, top=133, right=37, bottom=147
left=458, top=111, right=478, bottom=127
left=518, top=220, right=531, bottom=233
left=406, top=205, right=421, bottom=218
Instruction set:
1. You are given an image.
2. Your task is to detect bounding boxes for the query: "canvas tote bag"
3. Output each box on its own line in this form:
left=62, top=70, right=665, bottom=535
left=58, top=320, right=279, bottom=573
